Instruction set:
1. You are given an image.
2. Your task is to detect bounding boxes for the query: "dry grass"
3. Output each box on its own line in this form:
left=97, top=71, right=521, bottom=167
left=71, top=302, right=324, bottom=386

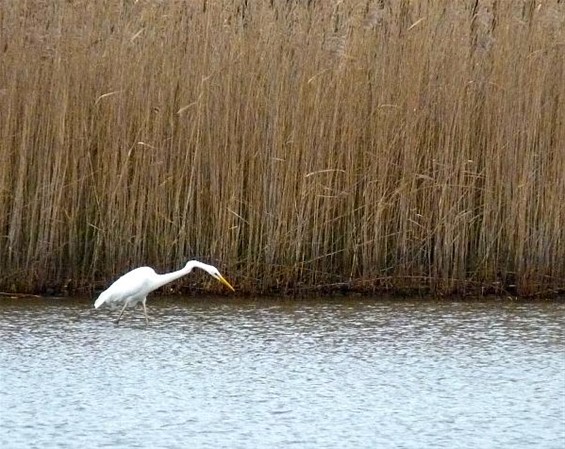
left=0, top=0, right=563, bottom=296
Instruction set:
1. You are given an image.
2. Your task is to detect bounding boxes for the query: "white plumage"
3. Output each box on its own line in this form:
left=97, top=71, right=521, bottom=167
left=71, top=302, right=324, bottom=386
left=94, top=260, right=235, bottom=324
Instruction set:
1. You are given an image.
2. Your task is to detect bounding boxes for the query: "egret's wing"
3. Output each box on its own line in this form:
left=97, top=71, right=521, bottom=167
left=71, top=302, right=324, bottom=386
left=94, top=267, right=153, bottom=308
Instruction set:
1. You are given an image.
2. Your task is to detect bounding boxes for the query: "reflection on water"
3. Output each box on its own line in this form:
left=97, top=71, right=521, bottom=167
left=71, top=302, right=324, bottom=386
left=0, top=297, right=563, bottom=449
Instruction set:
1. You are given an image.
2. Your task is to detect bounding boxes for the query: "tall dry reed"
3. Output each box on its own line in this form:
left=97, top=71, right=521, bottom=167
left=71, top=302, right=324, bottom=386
left=0, top=0, right=563, bottom=296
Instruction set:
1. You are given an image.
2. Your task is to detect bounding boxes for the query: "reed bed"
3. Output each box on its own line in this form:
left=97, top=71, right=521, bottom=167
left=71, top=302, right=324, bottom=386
left=0, top=0, right=563, bottom=297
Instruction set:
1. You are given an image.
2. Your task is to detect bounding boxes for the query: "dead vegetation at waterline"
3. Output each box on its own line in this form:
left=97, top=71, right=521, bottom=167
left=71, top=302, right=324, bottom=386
left=0, top=0, right=563, bottom=297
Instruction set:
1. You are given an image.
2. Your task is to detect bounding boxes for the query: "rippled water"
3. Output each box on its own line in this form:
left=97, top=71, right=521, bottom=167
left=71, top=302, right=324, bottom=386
left=0, top=297, right=563, bottom=448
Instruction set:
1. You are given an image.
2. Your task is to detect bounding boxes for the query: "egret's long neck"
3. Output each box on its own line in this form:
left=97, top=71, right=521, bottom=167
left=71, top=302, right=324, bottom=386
left=153, top=261, right=203, bottom=289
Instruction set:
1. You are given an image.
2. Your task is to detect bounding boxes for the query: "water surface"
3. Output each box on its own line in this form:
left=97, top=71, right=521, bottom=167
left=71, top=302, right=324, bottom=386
left=1, top=297, right=563, bottom=448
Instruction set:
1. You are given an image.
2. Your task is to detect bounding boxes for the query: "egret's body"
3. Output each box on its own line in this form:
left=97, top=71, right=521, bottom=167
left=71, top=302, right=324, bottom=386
left=94, top=260, right=235, bottom=324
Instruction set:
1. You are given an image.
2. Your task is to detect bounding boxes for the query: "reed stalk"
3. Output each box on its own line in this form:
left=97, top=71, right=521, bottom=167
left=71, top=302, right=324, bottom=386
left=0, top=0, right=563, bottom=296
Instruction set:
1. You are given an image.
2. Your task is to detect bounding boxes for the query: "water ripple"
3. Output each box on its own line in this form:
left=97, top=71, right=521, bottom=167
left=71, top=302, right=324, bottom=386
left=0, top=298, right=563, bottom=449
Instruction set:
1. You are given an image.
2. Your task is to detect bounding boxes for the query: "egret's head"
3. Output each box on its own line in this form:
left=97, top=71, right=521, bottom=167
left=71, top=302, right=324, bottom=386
left=198, top=262, right=236, bottom=292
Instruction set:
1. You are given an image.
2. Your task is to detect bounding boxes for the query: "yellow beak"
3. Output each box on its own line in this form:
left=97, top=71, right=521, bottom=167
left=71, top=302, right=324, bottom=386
left=217, top=274, right=235, bottom=292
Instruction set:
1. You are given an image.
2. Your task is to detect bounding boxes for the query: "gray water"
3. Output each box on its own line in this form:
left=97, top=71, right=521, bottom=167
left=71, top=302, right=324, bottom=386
left=0, top=297, right=563, bottom=449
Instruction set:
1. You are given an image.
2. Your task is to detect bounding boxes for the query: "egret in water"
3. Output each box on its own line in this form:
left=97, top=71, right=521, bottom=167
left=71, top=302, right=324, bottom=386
left=94, top=260, right=235, bottom=324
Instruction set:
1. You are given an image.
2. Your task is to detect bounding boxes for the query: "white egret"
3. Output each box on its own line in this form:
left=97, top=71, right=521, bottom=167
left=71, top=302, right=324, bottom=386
left=94, top=260, right=235, bottom=324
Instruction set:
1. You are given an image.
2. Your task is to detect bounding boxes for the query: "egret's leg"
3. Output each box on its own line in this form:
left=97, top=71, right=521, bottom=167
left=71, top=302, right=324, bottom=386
left=115, top=302, right=128, bottom=324
left=142, top=299, right=149, bottom=325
